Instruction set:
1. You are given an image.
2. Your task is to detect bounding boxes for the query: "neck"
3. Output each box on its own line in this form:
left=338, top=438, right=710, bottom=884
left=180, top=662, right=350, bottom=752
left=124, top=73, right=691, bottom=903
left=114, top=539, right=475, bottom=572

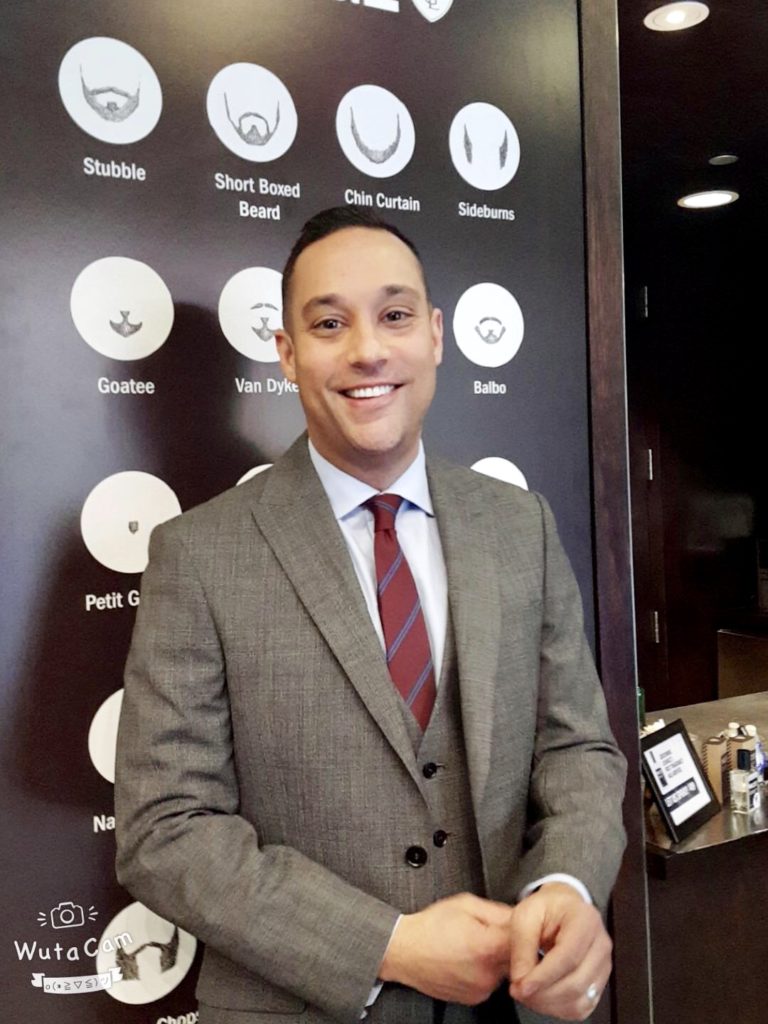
left=309, top=437, right=421, bottom=491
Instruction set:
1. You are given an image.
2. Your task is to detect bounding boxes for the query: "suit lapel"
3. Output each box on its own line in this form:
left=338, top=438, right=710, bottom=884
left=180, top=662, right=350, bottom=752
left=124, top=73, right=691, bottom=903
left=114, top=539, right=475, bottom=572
left=249, top=438, right=419, bottom=778
left=428, top=459, right=501, bottom=824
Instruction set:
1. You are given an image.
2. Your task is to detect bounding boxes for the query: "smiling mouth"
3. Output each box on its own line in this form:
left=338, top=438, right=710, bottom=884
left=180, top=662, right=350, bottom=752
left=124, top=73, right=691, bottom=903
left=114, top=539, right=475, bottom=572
left=341, top=384, right=399, bottom=399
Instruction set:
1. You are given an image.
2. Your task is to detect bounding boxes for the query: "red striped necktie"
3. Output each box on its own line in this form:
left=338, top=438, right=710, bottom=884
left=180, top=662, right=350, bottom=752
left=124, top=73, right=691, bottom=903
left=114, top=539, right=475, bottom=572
left=367, top=494, right=436, bottom=731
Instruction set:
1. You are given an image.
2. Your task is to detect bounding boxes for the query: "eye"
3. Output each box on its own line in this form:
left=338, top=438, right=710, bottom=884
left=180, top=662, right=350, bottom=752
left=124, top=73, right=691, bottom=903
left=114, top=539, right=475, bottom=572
left=383, top=309, right=412, bottom=324
left=313, top=317, right=343, bottom=331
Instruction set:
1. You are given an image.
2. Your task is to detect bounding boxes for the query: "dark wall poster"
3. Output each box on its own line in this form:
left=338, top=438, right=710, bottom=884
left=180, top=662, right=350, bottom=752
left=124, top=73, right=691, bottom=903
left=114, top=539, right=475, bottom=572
left=1, top=1, right=593, bottom=1019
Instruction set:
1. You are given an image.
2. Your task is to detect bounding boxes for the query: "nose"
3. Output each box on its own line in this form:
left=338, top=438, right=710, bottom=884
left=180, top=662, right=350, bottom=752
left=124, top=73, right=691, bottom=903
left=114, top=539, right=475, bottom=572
left=346, top=318, right=388, bottom=368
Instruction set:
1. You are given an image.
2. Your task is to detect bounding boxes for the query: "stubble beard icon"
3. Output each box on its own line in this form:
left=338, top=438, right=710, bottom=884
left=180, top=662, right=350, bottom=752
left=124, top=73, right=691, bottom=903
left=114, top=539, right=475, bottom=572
left=114, top=925, right=180, bottom=981
left=109, top=311, right=143, bottom=337
left=80, top=67, right=140, bottom=122
left=350, top=107, right=402, bottom=164
left=224, top=92, right=281, bottom=145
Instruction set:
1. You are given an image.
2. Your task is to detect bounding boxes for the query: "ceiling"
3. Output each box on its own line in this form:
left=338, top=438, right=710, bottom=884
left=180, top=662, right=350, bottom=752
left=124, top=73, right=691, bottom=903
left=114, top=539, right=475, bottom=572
left=616, top=1, right=768, bottom=245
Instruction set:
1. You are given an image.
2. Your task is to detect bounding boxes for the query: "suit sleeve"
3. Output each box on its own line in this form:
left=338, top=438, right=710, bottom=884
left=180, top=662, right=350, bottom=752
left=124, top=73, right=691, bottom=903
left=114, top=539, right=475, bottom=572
left=114, top=522, right=400, bottom=1024
left=514, top=494, right=628, bottom=914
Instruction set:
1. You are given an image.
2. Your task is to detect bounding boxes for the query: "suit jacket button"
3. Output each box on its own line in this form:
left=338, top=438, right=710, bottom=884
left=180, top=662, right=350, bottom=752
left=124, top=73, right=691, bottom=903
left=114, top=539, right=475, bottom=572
left=433, top=829, right=449, bottom=848
left=422, top=762, right=438, bottom=779
left=405, top=845, right=428, bottom=868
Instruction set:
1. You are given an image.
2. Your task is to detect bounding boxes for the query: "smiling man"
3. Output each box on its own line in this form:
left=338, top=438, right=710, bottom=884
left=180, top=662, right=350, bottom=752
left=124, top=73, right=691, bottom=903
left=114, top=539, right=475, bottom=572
left=115, top=207, right=627, bottom=1024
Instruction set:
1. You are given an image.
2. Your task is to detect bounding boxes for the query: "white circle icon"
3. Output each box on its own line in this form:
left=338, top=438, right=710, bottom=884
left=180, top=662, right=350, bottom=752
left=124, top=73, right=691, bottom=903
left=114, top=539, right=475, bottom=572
left=96, top=901, right=196, bottom=1004
left=237, top=464, right=273, bottom=485
left=81, top=472, right=181, bottom=574
left=207, top=63, right=297, bottom=162
left=88, top=689, right=123, bottom=784
left=219, top=267, right=283, bottom=362
left=449, top=102, right=520, bottom=191
left=336, top=85, right=415, bottom=179
left=472, top=457, right=528, bottom=490
left=453, top=283, right=524, bottom=368
left=71, top=257, right=174, bottom=361
left=58, top=37, right=162, bottom=145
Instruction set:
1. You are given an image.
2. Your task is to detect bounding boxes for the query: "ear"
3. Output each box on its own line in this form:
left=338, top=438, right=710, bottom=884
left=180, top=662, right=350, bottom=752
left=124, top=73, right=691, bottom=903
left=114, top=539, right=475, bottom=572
left=430, top=306, right=444, bottom=367
left=275, top=329, right=297, bottom=383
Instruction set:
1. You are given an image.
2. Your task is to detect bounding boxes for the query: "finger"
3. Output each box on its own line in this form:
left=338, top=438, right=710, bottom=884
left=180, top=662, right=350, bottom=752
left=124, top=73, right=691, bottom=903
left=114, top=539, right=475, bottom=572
left=512, top=926, right=611, bottom=1010
left=512, top=908, right=600, bottom=998
left=507, top=900, right=547, bottom=984
left=513, top=944, right=612, bottom=1021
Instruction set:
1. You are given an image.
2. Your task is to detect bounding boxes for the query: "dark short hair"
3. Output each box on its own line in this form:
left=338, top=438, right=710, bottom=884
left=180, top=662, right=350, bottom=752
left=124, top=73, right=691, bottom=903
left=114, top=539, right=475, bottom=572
left=281, top=206, right=429, bottom=318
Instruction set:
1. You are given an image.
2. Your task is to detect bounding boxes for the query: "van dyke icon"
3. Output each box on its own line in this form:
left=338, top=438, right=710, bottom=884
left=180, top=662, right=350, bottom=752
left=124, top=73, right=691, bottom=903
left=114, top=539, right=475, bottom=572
left=38, top=902, right=98, bottom=930
left=251, top=302, right=280, bottom=341
left=110, top=311, right=143, bottom=338
left=411, top=0, right=454, bottom=22
left=80, top=67, right=140, bottom=122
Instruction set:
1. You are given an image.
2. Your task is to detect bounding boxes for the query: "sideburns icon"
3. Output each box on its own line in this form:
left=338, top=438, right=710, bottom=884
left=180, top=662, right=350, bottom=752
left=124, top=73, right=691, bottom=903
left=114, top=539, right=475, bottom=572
left=463, top=126, right=509, bottom=170
left=224, top=93, right=281, bottom=146
left=80, top=67, right=140, bottom=122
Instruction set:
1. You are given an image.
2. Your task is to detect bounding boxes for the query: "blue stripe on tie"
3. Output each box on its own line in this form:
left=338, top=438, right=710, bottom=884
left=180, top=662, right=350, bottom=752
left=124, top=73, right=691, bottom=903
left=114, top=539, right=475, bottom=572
left=406, top=657, right=434, bottom=708
left=378, top=549, right=404, bottom=596
left=386, top=597, right=421, bottom=663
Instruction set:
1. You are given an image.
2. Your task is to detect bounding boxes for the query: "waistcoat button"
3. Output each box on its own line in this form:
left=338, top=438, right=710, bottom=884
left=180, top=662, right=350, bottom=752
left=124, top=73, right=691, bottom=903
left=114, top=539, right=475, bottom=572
left=433, top=829, right=449, bottom=848
left=405, top=845, right=428, bottom=868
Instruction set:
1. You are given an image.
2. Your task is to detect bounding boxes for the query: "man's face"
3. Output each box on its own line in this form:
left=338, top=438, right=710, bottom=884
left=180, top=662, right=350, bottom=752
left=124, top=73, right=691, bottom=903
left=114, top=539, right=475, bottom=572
left=276, top=227, right=443, bottom=486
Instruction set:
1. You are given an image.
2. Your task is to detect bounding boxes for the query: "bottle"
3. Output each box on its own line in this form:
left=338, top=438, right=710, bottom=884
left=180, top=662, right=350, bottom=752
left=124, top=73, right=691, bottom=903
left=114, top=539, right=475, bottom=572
left=743, top=725, right=766, bottom=784
left=730, top=748, right=760, bottom=814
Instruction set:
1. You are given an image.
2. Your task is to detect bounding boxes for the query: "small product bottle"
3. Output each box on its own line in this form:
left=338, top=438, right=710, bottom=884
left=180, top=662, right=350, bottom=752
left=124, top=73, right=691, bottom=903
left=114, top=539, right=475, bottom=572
left=730, top=748, right=760, bottom=814
left=743, top=725, right=766, bottom=784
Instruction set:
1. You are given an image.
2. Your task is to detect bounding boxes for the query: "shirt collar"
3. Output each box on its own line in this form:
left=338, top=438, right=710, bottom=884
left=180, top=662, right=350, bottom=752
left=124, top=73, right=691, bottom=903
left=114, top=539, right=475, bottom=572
left=308, top=439, right=434, bottom=521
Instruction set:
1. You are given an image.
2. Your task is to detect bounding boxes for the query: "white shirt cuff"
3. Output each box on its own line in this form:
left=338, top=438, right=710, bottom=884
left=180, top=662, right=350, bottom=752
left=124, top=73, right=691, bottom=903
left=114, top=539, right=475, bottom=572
left=361, top=914, right=403, bottom=1018
left=518, top=873, right=592, bottom=905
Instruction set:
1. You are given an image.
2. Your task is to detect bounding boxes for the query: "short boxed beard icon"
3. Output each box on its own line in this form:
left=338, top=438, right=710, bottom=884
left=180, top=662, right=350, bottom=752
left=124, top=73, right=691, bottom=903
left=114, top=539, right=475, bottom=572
left=225, top=93, right=281, bottom=145
left=80, top=68, right=140, bottom=122
left=114, top=924, right=179, bottom=981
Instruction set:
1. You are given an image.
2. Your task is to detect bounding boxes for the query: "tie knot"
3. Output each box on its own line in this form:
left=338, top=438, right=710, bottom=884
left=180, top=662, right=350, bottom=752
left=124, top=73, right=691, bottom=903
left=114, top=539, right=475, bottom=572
left=367, top=493, right=403, bottom=532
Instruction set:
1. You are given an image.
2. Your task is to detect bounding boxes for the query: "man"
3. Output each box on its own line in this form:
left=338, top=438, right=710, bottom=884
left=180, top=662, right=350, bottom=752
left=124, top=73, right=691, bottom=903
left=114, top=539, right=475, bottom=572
left=115, top=207, right=627, bottom=1024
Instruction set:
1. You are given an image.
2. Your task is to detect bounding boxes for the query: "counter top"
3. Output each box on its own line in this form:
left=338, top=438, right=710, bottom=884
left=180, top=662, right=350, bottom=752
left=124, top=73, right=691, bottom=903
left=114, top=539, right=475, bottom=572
left=645, top=691, right=768, bottom=857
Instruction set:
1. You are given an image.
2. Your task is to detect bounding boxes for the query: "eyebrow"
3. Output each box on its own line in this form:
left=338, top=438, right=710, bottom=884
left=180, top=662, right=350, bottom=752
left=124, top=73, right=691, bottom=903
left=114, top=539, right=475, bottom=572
left=300, top=285, right=421, bottom=321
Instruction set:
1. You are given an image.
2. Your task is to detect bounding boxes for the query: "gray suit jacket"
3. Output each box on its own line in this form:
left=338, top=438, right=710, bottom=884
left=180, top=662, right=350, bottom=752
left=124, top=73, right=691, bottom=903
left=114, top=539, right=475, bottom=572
left=115, top=436, right=626, bottom=1024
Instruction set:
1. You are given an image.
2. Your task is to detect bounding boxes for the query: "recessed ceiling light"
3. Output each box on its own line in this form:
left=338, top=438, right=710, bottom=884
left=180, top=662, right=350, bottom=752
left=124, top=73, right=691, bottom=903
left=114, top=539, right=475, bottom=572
left=644, top=3, right=710, bottom=32
left=677, top=190, right=739, bottom=209
left=709, top=154, right=738, bottom=166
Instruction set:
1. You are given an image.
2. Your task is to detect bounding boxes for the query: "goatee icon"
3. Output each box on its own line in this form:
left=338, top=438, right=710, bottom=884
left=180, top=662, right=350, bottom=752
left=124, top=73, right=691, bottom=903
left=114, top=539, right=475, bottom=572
left=110, top=311, right=143, bottom=337
left=128, top=521, right=139, bottom=535
left=350, top=108, right=401, bottom=164
left=224, top=93, right=280, bottom=145
left=80, top=67, right=140, bottom=122
left=474, top=317, right=506, bottom=345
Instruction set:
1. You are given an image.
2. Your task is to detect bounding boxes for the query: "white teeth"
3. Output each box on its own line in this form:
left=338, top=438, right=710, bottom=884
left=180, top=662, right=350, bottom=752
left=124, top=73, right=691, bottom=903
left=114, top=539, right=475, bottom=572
left=345, top=385, right=395, bottom=399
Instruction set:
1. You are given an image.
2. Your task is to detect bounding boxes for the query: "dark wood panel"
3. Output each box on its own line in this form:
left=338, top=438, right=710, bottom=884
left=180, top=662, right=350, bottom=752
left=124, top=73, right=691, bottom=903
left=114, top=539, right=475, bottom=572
left=580, top=1, right=652, bottom=1021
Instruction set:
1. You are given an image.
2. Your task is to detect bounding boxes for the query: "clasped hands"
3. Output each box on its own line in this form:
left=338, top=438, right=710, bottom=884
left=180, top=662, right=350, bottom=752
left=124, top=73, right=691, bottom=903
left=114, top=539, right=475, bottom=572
left=378, top=883, right=612, bottom=1021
